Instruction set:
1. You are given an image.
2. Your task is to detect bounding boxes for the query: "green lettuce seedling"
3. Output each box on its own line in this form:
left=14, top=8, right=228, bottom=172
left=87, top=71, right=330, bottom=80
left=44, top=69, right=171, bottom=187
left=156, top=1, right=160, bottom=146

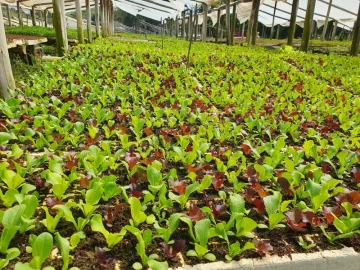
left=91, top=214, right=126, bottom=249
left=186, top=219, right=216, bottom=261
left=15, top=232, right=53, bottom=270
left=128, top=197, right=156, bottom=227
left=125, top=225, right=168, bottom=270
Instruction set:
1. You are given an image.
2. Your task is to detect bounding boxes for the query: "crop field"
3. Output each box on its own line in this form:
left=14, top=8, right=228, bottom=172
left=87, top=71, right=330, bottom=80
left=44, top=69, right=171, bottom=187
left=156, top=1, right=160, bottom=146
left=0, top=37, right=360, bottom=270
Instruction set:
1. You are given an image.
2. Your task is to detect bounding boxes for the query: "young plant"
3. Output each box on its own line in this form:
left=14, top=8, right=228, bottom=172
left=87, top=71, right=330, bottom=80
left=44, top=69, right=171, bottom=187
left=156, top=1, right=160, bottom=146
left=0, top=248, right=20, bottom=269
left=41, top=206, right=64, bottom=233
left=128, top=197, right=156, bottom=227
left=54, top=232, right=71, bottom=270
left=14, top=232, right=53, bottom=270
left=234, top=213, right=258, bottom=238
left=0, top=204, right=26, bottom=254
left=225, top=241, right=255, bottom=261
left=262, top=192, right=288, bottom=230
left=91, top=214, right=127, bottom=249
left=160, top=240, right=186, bottom=259
left=53, top=202, right=96, bottom=232
left=297, top=236, right=316, bottom=250
left=186, top=219, right=216, bottom=261
left=154, top=213, right=181, bottom=243
left=17, top=195, right=38, bottom=233
left=168, top=182, right=199, bottom=209
left=125, top=225, right=168, bottom=270
left=95, top=247, right=116, bottom=270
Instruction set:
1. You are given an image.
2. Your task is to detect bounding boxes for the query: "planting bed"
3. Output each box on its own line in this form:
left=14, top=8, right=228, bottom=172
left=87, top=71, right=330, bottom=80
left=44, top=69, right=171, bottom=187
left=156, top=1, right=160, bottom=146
left=0, top=37, right=360, bottom=270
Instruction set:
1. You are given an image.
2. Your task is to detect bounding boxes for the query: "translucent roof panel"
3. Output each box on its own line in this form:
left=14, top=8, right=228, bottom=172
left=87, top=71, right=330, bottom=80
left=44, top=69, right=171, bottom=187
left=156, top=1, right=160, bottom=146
left=1, top=0, right=358, bottom=29
left=114, top=0, right=179, bottom=21
left=262, top=0, right=358, bottom=29
left=0, top=0, right=94, bottom=11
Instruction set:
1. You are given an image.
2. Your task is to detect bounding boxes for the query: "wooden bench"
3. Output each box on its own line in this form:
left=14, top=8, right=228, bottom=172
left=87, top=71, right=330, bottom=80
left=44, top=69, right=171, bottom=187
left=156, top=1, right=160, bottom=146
left=6, top=34, right=48, bottom=65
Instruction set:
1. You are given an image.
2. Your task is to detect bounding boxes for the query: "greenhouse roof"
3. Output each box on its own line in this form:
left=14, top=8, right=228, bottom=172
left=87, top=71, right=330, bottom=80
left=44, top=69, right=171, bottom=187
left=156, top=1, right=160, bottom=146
left=1, top=0, right=359, bottom=28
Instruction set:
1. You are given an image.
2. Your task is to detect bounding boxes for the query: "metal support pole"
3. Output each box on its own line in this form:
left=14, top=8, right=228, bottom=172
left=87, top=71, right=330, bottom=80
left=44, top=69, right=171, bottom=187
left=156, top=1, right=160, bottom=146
left=202, top=4, right=208, bottom=42
left=321, top=0, right=332, bottom=41
left=95, top=0, right=100, bottom=37
left=225, top=0, right=231, bottom=45
left=44, top=10, right=48, bottom=27
left=188, top=9, right=193, bottom=41
left=170, top=18, right=173, bottom=37
left=0, top=6, right=14, bottom=100
left=175, top=15, right=179, bottom=38
left=75, top=0, right=84, bottom=43
left=231, top=4, right=237, bottom=45
left=241, top=21, right=245, bottom=39
left=194, top=10, right=198, bottom=41
left=350, top=4, right=360, bottom=56
left=86, top=0, right=92, bottom=43
left=52, top=0, right=68, bottom=56
left=31, top=6, right=36, bottom=26
left=101, top=0, right=106, bottom=37
left=6, top=4, right=11, bottom=27
left=17, top=2, right=23, bottom=26
left=247, top=0, right=260, bottom=45
left=300, top=0, right=316, bottom=52
left=187, top=4, right=196, bottom=68
left=270, top=1, right=277, bottom=39
left=39, top=9, right=43, bottom=26
left=181, top=11, right=185, bottom=39
left=287, top=0, right=299, bottom=46
left=215, top=9, right=220, bottom=43
left=331, top=20, right=338, bottom=40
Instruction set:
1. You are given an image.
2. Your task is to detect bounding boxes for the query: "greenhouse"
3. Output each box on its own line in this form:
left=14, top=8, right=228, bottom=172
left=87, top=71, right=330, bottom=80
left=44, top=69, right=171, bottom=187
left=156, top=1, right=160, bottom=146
left=0, top=0, right=360, bottom=269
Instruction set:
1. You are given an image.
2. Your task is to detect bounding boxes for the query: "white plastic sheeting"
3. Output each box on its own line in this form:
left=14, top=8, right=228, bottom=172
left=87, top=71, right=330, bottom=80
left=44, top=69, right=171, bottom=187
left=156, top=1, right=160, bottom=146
left=260, top=0, right=358, bottom=29
left=0, top=0, right=95, bottom=12
left=114, top=0, right=179, bottom=22
left=1, top=0, right=358, bottom=29
left=196, top=0, right=357, bottom=30
left=195, top=1, right=264, bottom=26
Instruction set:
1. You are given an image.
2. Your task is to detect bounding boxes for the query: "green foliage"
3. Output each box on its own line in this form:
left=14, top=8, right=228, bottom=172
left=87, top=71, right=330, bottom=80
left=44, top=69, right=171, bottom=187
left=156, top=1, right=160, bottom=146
left=6, top=26, right=83, bottom=40
left=91, top=214, right=126, bottom=249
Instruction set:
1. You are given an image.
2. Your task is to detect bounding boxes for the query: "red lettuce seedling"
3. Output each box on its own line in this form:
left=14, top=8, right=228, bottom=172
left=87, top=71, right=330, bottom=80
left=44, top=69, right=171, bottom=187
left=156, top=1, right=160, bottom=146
left=105, top=203, right=125, bottom=227
left=188, top=203, right=203, bottom=221
left=125, top=152, right=139, bottom=170
left=160, top=240, right=186, bottom=259
left=179, top=123, right=191, bottom=135
left=285, top=208, right=322, bottom=231
left=243, top=184, right=267, bottom=215
left=276, top=178, right=291, bottom=195
left=321, top=162, right=332, bottom=174
left=211, top=204, right=227, bottom=220
left=64, top=152, right=79, bottom=171
left=79, top=175, right=92, bottom=188
left=171, top=180, right=187, bottom=195
left=351, top=167, right=360, bottom=182
left=88, top=119, right=97, bottom=127
left=322, top=206, right=342, bottom=224
left=240, top=144, right=252, bottom=156
left=129, top=183, right=142, bottom=198
left=52, top=133, right=64, bottom=143
left=46, top=197, right=64, bottom=215
left=143, top=127, right=153, bottom=136
left=335, top=191, right=360, bottom=209
left=244, top=167, right=260, bottom=184
left=254, top=240, right=273, bottom=254
left=212, top=173, right=225, bottom=190
left=95, top=247, right=116, bottom=270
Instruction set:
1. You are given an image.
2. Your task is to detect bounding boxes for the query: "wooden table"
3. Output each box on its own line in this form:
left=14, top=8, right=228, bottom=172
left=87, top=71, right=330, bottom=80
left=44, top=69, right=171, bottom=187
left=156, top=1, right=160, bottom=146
left=6, top=34, right=48, bottom=65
